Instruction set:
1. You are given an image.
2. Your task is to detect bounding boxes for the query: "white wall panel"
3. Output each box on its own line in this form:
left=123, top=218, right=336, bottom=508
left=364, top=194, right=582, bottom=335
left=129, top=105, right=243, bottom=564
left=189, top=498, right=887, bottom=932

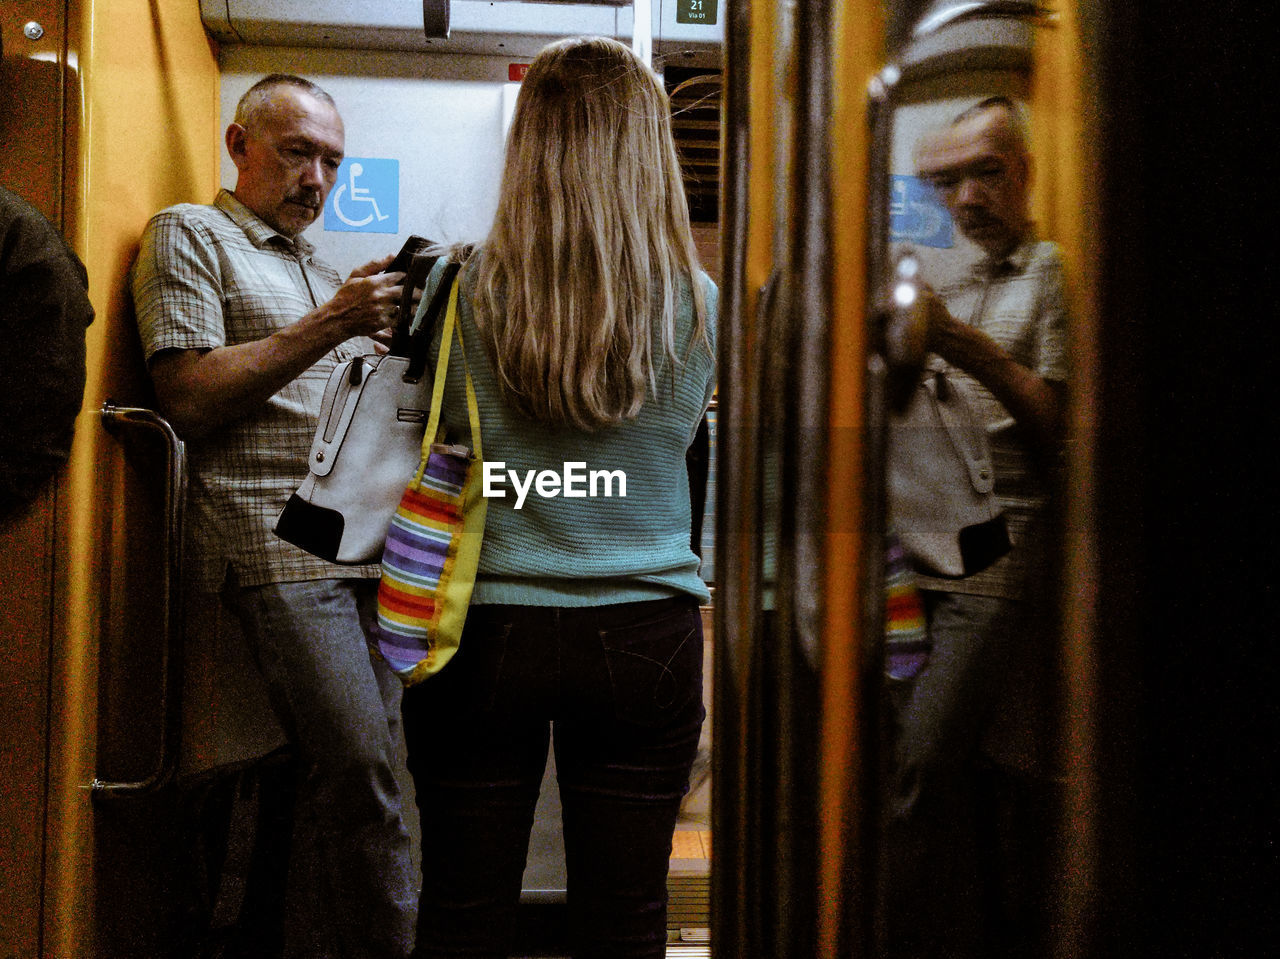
left=220, top=45, right=513, bottom=275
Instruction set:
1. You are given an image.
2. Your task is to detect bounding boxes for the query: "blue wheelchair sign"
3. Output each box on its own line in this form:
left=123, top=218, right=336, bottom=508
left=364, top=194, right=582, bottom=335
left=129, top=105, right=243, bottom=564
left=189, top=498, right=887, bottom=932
left=325, top=157, right=399, bottom=234
left=890, top=175, right=953, bottom=249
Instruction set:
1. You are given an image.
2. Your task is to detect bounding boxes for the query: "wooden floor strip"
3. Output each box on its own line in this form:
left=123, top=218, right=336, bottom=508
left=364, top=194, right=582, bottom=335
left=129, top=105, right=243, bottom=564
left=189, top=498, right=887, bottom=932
left=670, top=829, right=711, bottom=861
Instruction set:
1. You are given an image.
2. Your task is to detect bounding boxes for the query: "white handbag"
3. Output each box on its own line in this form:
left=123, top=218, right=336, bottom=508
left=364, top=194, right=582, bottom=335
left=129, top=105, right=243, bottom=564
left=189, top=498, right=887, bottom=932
left=274, top=255, right=460, bottom=564
left=887, top=359, right=1010, bottom=578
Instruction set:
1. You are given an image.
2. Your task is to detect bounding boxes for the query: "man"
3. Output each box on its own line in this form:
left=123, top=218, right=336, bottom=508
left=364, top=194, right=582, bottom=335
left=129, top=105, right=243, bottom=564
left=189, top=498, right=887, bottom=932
left=131, top=75, right=414, bottom=958
left=881, top=97, right=1069, bottom=958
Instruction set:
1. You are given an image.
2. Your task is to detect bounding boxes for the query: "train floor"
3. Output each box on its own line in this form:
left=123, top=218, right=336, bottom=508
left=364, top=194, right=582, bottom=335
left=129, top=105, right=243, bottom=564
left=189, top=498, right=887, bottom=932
left=511, top=822, right=711, bottom=958
left=512, top=738, right=712, bottom=957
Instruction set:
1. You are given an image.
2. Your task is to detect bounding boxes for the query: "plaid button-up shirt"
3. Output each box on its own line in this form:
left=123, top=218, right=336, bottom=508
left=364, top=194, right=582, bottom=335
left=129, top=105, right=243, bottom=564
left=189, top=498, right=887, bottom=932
left=132, top=190, right=380, bottom=590
left=914, top=237, right=1069, bottom=600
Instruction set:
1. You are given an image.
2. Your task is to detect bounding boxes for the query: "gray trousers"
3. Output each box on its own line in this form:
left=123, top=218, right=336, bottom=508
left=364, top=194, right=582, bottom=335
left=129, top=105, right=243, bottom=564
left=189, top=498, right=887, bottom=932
left=881, top=590, right=1020, bottom=959
left=224, top=575, right=416, bottom=959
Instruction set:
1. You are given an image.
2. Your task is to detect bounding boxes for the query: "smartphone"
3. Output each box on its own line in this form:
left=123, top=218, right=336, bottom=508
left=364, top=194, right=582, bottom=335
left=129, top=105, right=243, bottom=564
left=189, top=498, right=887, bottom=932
left=383, top=235, right=432, bottom=274
left=385, top=237, right=438, bottom=352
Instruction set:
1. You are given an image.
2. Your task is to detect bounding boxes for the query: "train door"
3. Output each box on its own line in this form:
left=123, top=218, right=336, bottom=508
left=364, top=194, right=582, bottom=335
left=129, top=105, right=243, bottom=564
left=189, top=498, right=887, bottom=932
left=1, top=6, right=77, bottom=955
left=711, top=1, right=881, bottom=955
left=205, top=11, right=723, bottom=952
left=711, top=1, right=1120, bottom=957
left=3, top=2, right=220, bottom=955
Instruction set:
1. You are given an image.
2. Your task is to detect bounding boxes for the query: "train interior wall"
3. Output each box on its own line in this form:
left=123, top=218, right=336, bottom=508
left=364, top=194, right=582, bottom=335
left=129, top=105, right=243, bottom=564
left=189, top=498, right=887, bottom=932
left=2, top=2, right=73, bottom=952
left=3, top=0, right=219, bottom=955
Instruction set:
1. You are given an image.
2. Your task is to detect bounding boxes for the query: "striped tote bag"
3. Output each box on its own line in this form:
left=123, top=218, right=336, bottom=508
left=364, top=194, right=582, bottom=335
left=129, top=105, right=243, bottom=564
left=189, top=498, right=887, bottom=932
left=375, top=276, right=488, bottom=685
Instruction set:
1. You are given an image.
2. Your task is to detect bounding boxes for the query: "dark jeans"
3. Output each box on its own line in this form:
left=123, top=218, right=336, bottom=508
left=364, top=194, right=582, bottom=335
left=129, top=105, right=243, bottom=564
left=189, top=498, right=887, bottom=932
left=402, top=596, right=705, bottom=959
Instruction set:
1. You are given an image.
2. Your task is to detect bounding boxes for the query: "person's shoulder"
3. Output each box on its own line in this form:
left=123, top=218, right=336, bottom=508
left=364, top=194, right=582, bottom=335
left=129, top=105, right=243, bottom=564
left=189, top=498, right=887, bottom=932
left=1025, top=241, right=1068, bottom=304
left=1, top=186, right=63, bottom=250
left=139, top=200, right=245, bottom=264
left=688, top=269, right=718, bottom=325
left=430, top=243, right=483, bottom=310
left=424, top=242, right=476, bottom=281
left=0, top=187, right=89, bottom=288
left=702, top=271, right=719, bottom=308
left=679, top=269, right=717, bottom=307
left=1, top=184, right=46, bottom=228
left=145, top=200, right=225, bottom=232
left=676, top=270, right=717, bottom=359
left=1026, top=238, right=1065, bottom=274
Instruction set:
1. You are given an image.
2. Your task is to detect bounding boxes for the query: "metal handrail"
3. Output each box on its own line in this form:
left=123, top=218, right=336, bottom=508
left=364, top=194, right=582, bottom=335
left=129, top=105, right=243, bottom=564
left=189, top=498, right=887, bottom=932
left=710, top=0, right=761, bottom=951
left=90, top=402, right=187, bottom=800
left=912, top=0, right=1046, bottom=39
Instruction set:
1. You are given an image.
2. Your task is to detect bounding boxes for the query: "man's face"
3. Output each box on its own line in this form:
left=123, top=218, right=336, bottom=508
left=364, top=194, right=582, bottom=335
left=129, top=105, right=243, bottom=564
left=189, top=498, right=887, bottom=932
left=916, top=107, right=1030, bottom=257
left=226, top=87, right=344, bottom=238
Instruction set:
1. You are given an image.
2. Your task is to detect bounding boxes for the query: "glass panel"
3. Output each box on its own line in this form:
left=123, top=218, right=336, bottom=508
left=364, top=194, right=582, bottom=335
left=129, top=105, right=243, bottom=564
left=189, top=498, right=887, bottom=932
left=873, top=7, right=1066, bottom=958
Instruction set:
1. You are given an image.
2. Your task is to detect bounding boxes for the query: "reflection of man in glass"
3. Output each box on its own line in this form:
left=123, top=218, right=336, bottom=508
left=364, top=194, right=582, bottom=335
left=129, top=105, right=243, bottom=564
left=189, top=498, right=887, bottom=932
left=882, top=97, right=1068, bottom=959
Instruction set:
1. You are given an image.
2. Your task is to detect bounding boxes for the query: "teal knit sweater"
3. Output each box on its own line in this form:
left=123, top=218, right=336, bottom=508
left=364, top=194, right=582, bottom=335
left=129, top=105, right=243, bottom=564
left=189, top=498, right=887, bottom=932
left=419, top=255, right=717, bottom=606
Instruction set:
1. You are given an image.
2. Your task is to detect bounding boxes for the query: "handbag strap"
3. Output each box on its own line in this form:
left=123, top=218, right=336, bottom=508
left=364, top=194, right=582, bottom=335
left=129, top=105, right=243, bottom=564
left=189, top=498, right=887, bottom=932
left=926, top=369, right=995, bottom=494
left=419, top=276, right=483, bottom=463
left=388, top=251, right=440, bottom=356
left=404, top=259, right=463, bottom=382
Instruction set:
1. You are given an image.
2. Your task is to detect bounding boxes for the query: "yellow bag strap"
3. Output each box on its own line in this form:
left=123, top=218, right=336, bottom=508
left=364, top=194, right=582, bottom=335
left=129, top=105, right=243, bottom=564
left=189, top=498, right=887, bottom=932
left=420, top=278, right=482, bottom=463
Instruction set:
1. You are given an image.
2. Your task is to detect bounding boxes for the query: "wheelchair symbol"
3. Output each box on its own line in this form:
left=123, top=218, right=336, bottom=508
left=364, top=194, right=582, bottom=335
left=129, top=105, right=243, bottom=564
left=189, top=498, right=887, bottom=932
left=331, top=163, right=391, bottom=228
left=890, top=176, right=952, bottom=248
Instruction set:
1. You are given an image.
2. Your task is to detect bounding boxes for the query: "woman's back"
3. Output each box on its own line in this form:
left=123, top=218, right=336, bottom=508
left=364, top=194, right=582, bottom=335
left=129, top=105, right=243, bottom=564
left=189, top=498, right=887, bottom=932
left=402, top=36, right=715, bottom=959
left=427, top=254, right=717, bottom=606
left=419, top=35, right=716, bottom=605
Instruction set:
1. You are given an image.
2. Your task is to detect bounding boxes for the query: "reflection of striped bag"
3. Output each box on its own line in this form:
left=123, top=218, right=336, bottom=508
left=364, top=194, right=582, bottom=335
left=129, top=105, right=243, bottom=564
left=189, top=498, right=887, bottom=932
left=375, top=276, right=487, bottom=685
left=884, top=528, right=929, bottom=681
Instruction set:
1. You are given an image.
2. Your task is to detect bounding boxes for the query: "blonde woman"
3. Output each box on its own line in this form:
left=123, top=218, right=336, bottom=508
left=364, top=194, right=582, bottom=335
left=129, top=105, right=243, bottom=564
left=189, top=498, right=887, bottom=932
left=400, top=36, right=717, bottom=959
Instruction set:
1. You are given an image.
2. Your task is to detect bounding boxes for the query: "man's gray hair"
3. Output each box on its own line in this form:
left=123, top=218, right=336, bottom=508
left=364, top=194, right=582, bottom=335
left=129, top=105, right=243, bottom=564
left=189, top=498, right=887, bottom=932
left=954, top=95, right=1030, bottom=155
left=234, top=74, right=336, bottom=133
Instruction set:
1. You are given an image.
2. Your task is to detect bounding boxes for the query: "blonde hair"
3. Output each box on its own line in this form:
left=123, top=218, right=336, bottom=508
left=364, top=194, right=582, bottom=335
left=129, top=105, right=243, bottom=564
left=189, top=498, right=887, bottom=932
left=468, top=36, right=708, bottom=431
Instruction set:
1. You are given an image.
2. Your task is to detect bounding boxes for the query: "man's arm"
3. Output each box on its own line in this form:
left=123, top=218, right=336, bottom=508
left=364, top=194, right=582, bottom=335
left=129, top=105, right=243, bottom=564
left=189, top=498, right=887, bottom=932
left=142, top=242, right=402, bottom=438
left=924, top=293, right=1065, bottom=455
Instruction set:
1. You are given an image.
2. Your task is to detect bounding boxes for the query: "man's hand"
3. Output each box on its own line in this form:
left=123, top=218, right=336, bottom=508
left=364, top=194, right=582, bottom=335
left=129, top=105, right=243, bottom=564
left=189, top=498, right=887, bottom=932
left=919, top=286, right=1064, bottom=455
left=346, top=255, right=422, bottom=353
left=349, top=254, right=395, bottom=279
left=920, top=286, right=967, bottom=365
left=320, top=269, right=406, bottom=341
left=150, top=264, right=408, bottom=439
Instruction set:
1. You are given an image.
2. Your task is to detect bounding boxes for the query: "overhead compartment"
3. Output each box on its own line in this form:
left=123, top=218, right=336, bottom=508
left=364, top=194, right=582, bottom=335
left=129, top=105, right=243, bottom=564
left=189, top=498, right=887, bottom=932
left=200, top=0, right=723, bottom=65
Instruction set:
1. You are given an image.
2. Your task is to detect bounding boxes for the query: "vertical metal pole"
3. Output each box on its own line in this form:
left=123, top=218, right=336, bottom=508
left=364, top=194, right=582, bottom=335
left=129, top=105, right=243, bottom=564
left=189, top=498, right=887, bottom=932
left=712, top=0, right=761, bottom=951
left=422, top=0, right=450, bottom=38
left=90, top=404, right=187, bottom=799
left=632, top=0, right=653, bottom=64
